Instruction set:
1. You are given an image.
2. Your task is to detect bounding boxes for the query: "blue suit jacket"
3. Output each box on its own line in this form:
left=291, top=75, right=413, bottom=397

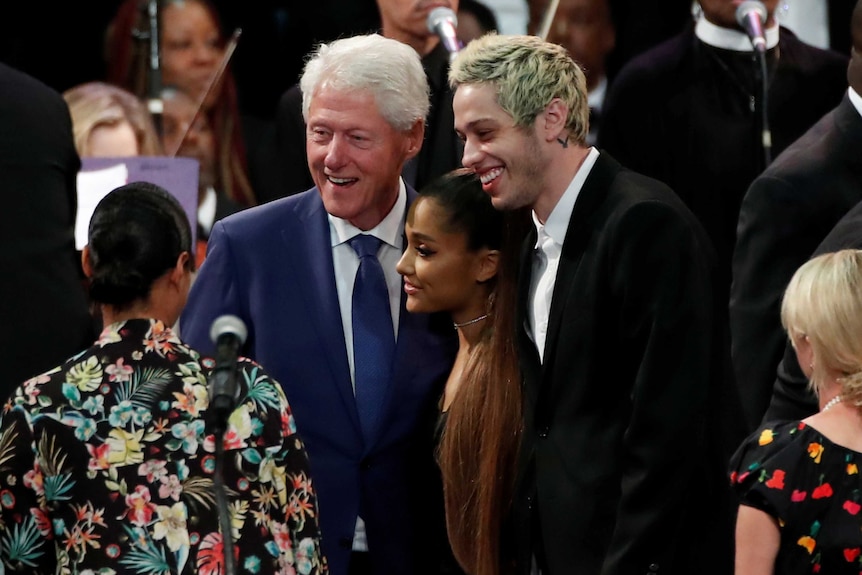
left=180, top=187, right=457, bottom=575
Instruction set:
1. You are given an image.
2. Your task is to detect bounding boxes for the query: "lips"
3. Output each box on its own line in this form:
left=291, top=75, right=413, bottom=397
left=326, top=175, right=358, bottom=186
left=479, top=167, right=503, bottom=185
left=403, top=279, right=420, bottom=295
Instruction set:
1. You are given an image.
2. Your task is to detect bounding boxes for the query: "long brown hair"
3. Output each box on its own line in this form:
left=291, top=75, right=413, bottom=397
left=428, top=170, right=528, bottom=575
left=105, top=0, right=256, bottom=206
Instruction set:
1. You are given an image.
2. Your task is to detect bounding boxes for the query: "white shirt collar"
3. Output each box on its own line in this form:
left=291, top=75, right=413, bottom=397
left=197, top=186, right=217, bottom=236
left=848, top=87, right=862, bottom=119
left=329, top=178, right=407, bottom=249
left=695, top=11, right=780, bottom=52
left=533, top=147, right=601, bottom=248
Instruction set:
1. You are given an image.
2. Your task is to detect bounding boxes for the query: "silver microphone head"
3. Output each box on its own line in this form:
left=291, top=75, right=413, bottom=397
left=209, top=314, right=248, bottom=345
left=427, top=6, right=458, bottom=34
left=735, top=0, right=767, bottom=28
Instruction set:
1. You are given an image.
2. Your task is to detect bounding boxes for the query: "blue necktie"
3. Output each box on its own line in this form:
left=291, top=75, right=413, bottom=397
left=349, top=234, right=395, bottom=444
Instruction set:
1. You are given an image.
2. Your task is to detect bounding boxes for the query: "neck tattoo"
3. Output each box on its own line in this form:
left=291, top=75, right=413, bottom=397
left=557, top=136, right=569, bottom=148
left=453, top=313, right=489, bottom=330
left=822, top=395, right=842, bottom=412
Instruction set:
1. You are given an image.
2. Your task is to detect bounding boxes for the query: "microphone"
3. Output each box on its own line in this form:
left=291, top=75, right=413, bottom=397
left=427, top=6, right=461, bottom=61
left=735, top=0, right=768, bottom=53
left=206, top=314, right=248, bottom=436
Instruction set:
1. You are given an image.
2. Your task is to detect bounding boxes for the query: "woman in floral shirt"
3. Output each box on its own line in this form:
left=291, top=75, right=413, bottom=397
left=0, top=182, right=327, bottom=575
left=731, top=249, right=862, bottom=574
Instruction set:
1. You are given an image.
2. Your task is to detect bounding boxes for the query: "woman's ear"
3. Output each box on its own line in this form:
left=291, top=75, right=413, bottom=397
left=476, top=249, right=500, bottom=283
left=81, top=246, right=94, bottom=279
left=793, top=333, right=815, bottom=379
left=170, top=251, right=191, bottom=287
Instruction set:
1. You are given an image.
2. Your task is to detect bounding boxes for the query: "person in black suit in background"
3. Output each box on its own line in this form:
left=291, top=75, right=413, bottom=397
left=762, top=200, right=862, bottom=424
left=599, top=0, right=848, bottom=310
left=272, top=0, right=463, bottom=203
left=0, top=62, right=94, bottom=398
left=733, top=0, right=862, bottom=428
left=451, top=34, right=734, bottom=575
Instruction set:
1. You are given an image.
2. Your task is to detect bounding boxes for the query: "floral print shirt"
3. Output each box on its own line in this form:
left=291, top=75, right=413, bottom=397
left=0, top=319, right=327, bottom=575
left=730, top=421, right=862, bottom=574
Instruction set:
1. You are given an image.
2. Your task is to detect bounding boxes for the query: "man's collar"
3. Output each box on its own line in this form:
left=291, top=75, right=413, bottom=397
left=695, top=12, right=779, bottom=51
left=329, top=178, right=407, bottom=249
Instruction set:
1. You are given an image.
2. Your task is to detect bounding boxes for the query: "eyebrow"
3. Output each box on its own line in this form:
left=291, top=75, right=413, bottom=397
left=408, top=231, right=437, bottom=243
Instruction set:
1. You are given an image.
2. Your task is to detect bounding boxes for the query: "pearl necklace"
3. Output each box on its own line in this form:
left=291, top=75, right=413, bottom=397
left=453, top=313, right=489, bottom=330
left=822, top=395, right=842, bottom=412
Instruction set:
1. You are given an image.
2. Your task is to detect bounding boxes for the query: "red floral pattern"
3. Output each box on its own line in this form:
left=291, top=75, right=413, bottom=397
left=730, top=421, right=862, bottom=574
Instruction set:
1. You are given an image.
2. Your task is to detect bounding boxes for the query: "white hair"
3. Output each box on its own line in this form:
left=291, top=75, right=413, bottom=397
left=299, top=34, right=430, bottom=131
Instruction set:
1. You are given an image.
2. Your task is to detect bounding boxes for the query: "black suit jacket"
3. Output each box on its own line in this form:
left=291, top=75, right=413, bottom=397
left=0, top=62, right=94, bottom=397
left=270, top=42, right=462, bottom=202
left=731, top=95, right=862, bottom=429
left=600, top=26, right=848, bottom=301
left=513, top=152, right=739, bottom=575
left=764, top=200, right=862, bottom=423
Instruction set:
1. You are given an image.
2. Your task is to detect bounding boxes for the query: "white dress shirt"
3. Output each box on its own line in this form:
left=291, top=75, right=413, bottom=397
left=529, top=147, right=599, bottom=362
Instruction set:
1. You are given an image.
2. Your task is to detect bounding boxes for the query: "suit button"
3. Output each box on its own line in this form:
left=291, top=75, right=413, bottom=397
left=648, top=563, right=659, bottom=573
left=538, top=425, right=549, bottom=438
left=360, top=458, right=372, bottom=470
left=338, top=537, right=352, bottom=549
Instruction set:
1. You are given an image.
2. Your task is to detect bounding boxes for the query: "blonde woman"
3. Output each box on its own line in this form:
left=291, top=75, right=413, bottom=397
left=731, top=249, right=862, bottom=575
left=63, top=81, right=162, bottom=157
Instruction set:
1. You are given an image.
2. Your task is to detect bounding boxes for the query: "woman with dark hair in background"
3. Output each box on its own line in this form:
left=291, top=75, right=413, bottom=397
left=0, top=181, right=326, bottom=575
left=397, top=169, right=528, bottom=575
left=105, top=0, right=257, bottom=207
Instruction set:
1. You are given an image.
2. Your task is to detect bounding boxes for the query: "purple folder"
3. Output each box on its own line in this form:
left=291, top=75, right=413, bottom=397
left=76, top=156, right=200, bottom=250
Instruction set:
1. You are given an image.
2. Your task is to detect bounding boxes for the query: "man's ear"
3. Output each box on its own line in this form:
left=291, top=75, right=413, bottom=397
left=404, top=119, right=426, bottom=160
left=81, top=246, right=93, bottom=279
left=476, top=249, right=500, bottom=283
left=540, top=98, right=569, bottom=142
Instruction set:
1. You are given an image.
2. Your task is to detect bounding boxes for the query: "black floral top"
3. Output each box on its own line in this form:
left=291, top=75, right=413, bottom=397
left=0, top=319, right=327, bottom=575
left=730, top=421, right=862, bottom=574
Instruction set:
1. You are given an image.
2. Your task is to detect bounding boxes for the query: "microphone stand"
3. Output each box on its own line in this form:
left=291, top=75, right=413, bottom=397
left=754, top=49, right=772, bottom=167
left=145, top=0, right=163, bottom=137
left=207, top=364, right=240, bottom=575
left=213, top=428, right=236, bottom=575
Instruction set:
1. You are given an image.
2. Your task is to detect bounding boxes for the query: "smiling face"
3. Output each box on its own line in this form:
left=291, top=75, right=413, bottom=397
left=454, top=83, right=547, bottom=212
left=306, top=85, right=423, bottom=230
left=397, top=196, right=496, bottom=319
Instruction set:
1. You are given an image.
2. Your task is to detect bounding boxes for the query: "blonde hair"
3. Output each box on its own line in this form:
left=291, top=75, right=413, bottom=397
left=63, top=82, right=162, bottom=157
left=449, top=33, right=589, bottom=145
left=781, top=249, right=862, bottom=405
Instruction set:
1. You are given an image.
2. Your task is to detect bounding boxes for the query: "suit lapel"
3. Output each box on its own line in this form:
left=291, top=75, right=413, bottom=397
left=281, top=191, right=361, bottom=433
left=542, top=153, right=620, bottom=372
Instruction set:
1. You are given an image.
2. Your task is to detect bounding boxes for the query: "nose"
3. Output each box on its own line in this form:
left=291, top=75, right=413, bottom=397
left=460, top=136, right=482, bottom=170
left=324, top=134, right=349, bottom=170
left=396, top=248, right=413, bottom=277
